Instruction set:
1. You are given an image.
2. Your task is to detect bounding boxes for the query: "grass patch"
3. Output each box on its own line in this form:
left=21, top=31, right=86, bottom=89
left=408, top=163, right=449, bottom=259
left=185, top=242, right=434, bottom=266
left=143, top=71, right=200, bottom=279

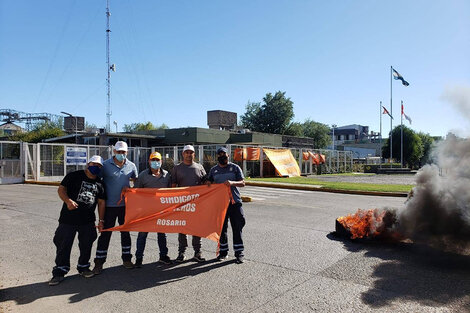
left=246, top=177, right=413, bottom=193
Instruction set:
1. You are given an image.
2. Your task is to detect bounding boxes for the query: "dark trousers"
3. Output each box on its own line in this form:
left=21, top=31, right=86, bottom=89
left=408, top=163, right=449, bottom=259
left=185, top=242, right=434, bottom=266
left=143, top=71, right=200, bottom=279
left=219, top=202, right=246, bottom=257
left=94, top=206, right=132, bottom=263
left=135, top=232, right=168, bottom=259
left=52, top=222, right=97, bottom=277
left=178, top=234, right=202, bottom=254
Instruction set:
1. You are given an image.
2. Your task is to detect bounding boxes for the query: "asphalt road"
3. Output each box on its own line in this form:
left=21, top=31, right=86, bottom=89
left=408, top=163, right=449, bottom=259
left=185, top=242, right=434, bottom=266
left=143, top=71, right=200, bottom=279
left=0, top=184, right=469, bottom=312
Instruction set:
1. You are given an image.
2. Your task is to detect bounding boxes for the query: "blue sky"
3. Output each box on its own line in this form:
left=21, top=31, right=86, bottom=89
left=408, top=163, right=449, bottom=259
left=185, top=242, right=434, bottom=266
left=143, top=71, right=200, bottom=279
left=1, top=0, right=469, bottom=137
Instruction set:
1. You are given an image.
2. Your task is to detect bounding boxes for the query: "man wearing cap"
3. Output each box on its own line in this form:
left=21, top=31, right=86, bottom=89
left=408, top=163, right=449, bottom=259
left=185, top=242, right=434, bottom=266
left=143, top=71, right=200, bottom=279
left=171, top=145, right=207, bottom=262
left=49, top=155, right=106, bottom=286
left=93, top=141, right=138, bottom=274
left=207, top=147, right=246, bottom=264
left=133, top=151, right=172, bottom=267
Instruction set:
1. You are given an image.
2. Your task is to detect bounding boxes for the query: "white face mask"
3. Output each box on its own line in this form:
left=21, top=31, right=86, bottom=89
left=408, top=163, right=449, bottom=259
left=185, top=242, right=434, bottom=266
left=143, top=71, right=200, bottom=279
left=115, top=153, right=126, bottom=162
left=150, top=161, right=161, bottom=169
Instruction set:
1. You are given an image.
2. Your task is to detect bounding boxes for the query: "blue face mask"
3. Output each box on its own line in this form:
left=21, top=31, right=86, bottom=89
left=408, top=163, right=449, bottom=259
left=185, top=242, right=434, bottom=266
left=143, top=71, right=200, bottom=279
left=150, top=161, right=161, bottom=170
left=115, top=153, right=126, bottom=162
left=88, top=165, right=101, bottom=176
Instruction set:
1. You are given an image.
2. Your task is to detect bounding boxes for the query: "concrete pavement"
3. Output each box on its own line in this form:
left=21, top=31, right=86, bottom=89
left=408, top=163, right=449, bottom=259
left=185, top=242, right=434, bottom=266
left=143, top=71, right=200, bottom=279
left=0, top=184, right=469, bottom=312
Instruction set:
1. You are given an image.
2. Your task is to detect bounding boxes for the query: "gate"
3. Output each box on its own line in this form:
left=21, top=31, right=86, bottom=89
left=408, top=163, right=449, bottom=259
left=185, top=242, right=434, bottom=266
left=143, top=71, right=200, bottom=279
left=0, top=141, right=24, bottom=184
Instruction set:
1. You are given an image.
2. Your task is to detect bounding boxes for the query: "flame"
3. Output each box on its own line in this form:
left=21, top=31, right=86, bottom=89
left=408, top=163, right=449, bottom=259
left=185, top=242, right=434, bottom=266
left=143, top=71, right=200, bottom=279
left=337, top=209, right=386, bottom=239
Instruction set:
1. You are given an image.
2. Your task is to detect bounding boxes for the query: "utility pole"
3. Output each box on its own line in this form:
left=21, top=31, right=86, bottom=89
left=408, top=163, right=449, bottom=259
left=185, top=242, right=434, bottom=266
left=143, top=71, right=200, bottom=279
left=332, top=124, right=337, bottom=150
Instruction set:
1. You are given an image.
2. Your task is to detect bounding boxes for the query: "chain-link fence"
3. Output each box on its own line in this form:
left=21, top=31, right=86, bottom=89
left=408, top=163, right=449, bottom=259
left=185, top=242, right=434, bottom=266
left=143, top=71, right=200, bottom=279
left=1, top=141, right=353, bottom=184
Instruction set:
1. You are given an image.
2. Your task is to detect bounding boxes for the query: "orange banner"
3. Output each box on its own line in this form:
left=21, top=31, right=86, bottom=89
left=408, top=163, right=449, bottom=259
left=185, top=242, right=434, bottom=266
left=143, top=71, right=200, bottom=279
left=302, top=152, right=310, bottom=160
left=308, top=151, right=319, bottom=164
left=233, top=148, right=260, bottom=161
left=104, top=184, right=231, bottom=242
left=307, top=151, right=326, bottom=164
left=263, top=148, right=301, bottom=177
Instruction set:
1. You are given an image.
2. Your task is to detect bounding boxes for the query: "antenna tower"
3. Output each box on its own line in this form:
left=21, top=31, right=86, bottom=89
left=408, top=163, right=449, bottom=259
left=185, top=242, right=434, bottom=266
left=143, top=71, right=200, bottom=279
left=106, top=0, right=112, bottom=133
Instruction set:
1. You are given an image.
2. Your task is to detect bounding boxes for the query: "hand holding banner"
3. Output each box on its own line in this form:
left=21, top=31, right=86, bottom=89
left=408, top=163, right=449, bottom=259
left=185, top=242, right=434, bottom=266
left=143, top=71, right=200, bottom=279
left=104, top=184, right=232, bottom=242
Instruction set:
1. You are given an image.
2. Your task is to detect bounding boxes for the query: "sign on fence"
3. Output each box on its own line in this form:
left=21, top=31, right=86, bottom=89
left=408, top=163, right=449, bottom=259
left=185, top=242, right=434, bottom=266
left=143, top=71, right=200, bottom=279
left=66, top=147, right=87, bottom=165
left=263, top=148, right=301, bottom=177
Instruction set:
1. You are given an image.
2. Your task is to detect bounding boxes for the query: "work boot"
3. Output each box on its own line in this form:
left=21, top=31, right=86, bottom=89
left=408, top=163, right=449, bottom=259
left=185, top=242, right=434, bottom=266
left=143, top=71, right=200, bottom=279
left=192, top=252, right=206, bottom=262
left=79, top=269, right=95, bottom=278
left=158, top=255, right=172, bottom=265
left=48, top=276, right=64, bottom=286
left=236, top=255, right=245, bottom=264
left=123, top=260, right=135, bottom=269
left=92, top=260, right=104, bottom=275
left=175, top=253, right=185, bottom=263
left=216, top=252, right=228, bottom=261
left=135, top=258, right=143, bottom=268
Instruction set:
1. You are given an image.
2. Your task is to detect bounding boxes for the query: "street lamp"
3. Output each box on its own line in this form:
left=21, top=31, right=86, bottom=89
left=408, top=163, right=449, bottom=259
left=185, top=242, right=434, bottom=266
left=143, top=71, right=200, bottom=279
left=113, top=120, right=118, bottom=133
left=331, top=124, right=337, bottom=150
left=61, top=111, right=78, bottom=144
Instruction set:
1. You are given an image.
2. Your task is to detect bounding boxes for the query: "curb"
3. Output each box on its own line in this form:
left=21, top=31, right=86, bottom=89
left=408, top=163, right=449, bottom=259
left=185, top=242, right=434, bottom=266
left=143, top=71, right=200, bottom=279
left=25, top=181, right=60, bottom=186
left=23, top=180, right=408, bottom=198
left=245, top=181, right=408, bottom=198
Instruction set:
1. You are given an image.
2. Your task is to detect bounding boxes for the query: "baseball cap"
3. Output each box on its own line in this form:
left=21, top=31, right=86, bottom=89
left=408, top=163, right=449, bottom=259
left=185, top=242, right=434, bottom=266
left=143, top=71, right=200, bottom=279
left=183, top=145, right=195, bottom=152
left=216, top=147, right=228, bottom=154
left=88, top=155, right=103, bottom=165
left=114, top=141, right=128, bottom=152
left=149, top=151, right=162, bottom=160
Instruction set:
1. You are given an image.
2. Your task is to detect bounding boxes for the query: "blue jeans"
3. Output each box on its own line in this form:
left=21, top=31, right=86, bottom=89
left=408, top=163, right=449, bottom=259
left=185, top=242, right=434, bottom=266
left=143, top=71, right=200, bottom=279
left=135, top=232, right=168, bottom=259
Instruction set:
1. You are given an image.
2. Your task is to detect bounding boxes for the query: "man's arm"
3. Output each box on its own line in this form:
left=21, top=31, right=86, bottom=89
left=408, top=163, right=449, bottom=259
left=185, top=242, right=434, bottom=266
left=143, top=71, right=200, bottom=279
left=57, top=185, right=78, bottom=210
left=97, top=198, right=106, bottom=232
left=224, top=179, right=245, bottom=187
left=171, top=166, right=177, bottom=187
left=130, top=164, right=138, bottom=182
left=224, top=165, right=245, bottom=187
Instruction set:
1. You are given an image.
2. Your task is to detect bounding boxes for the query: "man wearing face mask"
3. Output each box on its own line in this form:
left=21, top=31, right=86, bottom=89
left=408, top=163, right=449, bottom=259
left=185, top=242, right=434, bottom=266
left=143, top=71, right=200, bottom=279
left=207, top=147, right=246, bottom=264
left=133, top=151, right=172, bottom=267
left=49, top=155, right=106, bottom=286
left=93, top=141, right=138, bottom=274
left=171, top=145, right=207, bottom=262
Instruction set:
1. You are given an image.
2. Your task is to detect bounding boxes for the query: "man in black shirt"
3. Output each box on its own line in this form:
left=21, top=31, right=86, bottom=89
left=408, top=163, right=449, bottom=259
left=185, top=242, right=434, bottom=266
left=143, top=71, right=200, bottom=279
left=49, top=155, right=106, bottom=286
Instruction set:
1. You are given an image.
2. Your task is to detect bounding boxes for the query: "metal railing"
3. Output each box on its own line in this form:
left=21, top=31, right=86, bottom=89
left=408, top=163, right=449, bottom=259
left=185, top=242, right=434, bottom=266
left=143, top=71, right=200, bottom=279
left=0, top=141, right=353, bottom=184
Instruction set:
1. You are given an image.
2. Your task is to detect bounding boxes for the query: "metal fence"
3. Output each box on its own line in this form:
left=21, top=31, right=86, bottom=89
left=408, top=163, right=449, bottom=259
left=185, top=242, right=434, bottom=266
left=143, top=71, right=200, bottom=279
left=0, top=141, right=23, bottom=184
left=0, top=141, right=353, bottom=184
left=153, top=144, right=353, bottom=177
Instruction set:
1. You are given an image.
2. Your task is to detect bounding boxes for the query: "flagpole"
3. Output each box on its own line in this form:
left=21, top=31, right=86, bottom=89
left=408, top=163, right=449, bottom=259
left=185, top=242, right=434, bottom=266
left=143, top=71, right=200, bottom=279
left=401, top=100, right=403, bottom=168
left=379, top=101, right=382, bottom=169
left=390, top=66, right=393, bottom=168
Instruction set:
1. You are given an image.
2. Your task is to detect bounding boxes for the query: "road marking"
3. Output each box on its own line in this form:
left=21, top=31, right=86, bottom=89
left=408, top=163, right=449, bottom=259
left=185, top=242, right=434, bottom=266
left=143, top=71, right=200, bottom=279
left=241, top=186, right=310, bottom=201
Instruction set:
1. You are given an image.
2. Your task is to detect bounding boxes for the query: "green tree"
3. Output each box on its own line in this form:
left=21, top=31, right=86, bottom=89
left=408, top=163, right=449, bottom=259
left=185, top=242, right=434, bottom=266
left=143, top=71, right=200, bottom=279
left=123, top=122, right=169, bottom=132
left=382, top=125, right=423, bottom=168
left=284, top=122, right=304, bottom=136
left=9, top=121, right=65, bottom=143
left=241, top=91, right=294, bottom=134
left=240, top=101, right=262, bottom=131
left=417, top=132, right=436, bottom=166
left=302, top=119, right=331, bottom=148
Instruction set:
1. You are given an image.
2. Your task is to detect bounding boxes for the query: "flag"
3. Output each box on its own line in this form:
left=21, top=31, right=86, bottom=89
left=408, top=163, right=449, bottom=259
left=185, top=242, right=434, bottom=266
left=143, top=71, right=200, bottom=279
left=104, top=184, right=231, bottom=242
left=382, top=106, right=393, bottom=119
left=401, top=104, right=412, bottom=124
left=392, top=68, right=409, bottom=86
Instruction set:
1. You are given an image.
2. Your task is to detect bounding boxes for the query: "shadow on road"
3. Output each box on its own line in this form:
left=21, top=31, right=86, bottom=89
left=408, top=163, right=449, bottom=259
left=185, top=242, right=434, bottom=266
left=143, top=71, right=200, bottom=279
left=0, top=258, right=235, bottom=305
left=326, top=232, right=470, bottom=309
